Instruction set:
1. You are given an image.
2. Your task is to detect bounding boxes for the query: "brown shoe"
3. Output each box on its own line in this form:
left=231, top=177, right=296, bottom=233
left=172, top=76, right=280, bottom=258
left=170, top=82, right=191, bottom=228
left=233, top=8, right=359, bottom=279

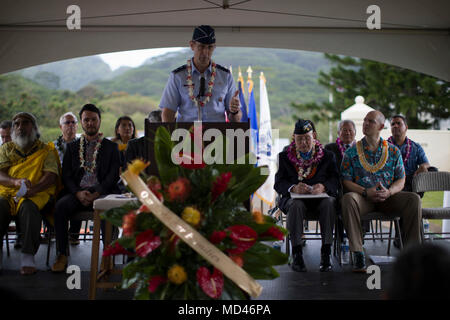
left=51, top=255, right=68, bottom=273
left=20, top=266, right=37, bottom=275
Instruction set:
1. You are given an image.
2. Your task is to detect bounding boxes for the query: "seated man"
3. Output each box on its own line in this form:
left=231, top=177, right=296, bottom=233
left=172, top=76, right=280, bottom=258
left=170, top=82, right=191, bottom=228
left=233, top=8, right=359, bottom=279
left=340, top=110, right=422, bottom=272
left=51, top=104, right=120, bottom=272
left=388, top=114, right=433, bottom=192
left=275, top=119, right=340, bottom=272
left=0, top=112, right=59, bottom=275
left=0, top=120, right=12, bottom=145
left=325, top=119, right=356, bottom=168
left=54, top=111, right=82, bottom=245
left=125, top=110, right=161, bottom=175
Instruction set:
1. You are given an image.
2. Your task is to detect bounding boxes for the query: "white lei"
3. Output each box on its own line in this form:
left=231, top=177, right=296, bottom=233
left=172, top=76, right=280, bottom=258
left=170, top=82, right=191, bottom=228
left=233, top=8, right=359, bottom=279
left=79, top=133, right=103, bottom=174
left=186, top=59, right=216, bottom=108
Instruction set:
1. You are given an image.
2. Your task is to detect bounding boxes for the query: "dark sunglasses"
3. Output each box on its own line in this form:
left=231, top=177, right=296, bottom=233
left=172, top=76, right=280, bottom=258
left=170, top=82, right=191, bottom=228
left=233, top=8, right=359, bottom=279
left=63, top=121, right=77, bottom=125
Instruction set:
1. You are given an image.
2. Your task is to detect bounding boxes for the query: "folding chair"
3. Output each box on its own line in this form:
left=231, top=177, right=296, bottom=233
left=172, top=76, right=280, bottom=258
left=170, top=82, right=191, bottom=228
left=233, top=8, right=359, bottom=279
left=412, top=171, right=450, bottom=240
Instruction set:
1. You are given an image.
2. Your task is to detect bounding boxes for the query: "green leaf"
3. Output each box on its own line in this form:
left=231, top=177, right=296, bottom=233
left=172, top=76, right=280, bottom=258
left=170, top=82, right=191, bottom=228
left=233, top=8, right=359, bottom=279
left=244, top=242, right=289, bottom=266
left=154, top=126, right=179, bottom=185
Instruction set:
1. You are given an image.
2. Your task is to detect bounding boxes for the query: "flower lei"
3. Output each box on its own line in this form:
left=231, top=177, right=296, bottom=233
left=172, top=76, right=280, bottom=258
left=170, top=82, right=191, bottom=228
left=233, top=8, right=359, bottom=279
left=79, top=133, right=103, bottom=173
left=336, top=137, right=354, bottom=157
left=287, top=140, right=324, bottom=181
left=356, top=138, right=388, bottom=173
left=186, top=59, right=216, bottom=107
left=387, top=136, right=411, bottom=165
left=56, top=135, right=64, bottom=155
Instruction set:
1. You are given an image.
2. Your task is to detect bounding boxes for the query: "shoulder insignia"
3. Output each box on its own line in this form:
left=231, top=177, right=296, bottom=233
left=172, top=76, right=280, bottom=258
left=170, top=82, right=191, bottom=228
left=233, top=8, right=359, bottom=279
left=216, top=64, right=230, bottom=73
left=172, top=65, right=187, bottom=73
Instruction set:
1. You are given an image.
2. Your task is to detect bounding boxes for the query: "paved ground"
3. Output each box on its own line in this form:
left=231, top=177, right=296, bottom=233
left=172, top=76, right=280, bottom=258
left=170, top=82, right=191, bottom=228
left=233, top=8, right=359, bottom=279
left=1, top=223, right=449, bottom=300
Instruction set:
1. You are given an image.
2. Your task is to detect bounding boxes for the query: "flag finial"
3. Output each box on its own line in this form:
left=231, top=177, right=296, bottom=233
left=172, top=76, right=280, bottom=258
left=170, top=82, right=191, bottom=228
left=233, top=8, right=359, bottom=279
left=260, top=72, right=266, bottom=84
left=247, top=66, right=253, bottom=79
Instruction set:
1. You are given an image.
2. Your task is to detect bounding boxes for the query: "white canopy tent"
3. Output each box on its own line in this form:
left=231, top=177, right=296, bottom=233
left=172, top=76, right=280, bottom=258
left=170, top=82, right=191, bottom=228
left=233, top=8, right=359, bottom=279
left=0, top=0, right=449, bottom=80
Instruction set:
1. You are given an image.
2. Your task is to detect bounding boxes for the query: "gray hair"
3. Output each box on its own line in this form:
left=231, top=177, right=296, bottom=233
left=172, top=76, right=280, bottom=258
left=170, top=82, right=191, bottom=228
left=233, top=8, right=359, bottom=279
left=337, top=119, right=356, bottom=133
left=148, top=110, right=162, bottom=123
left=59, top=112, right=78, bottom=125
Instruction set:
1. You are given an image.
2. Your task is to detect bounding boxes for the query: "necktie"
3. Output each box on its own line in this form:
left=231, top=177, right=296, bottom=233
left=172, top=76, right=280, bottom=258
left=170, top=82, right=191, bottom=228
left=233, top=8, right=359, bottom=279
left=197, top=76, right=205, bottom=98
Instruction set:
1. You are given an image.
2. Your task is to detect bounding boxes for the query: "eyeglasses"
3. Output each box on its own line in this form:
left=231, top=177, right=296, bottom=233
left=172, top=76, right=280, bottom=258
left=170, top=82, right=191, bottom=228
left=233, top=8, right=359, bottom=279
left=63, top=121, right=77, bottom=125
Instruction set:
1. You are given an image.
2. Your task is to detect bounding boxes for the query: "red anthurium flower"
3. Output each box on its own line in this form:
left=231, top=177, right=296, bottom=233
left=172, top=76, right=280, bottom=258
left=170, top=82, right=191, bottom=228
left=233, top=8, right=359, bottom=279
left=148, top=275, right=167, bottom=293
left=261, top=226, right=285, bottom=241
left=167, top=177, right=191, bottom=202
left=209, top=230, right=227, bottom=244
left=102, top=242, right=132, bottom=257
left=211, top=172, right=232, bottom=202
left=179, top=152, right=206, bottom=170
left=196, top=267, right=224, bottom=299
left=135, top=230, right=161, bottom=257
left=122, top=211, right=137, bottom=237
left=226, top=225, right=257, bottom=254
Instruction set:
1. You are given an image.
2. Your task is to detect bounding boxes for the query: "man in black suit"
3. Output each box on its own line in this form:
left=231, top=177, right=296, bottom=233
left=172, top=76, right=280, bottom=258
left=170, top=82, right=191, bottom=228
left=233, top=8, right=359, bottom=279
left=125, top=110, right=161, bottom=175
left=325, top=119, right=356, bottom=169
left=275, top=119, right=340, bottom=272
left=325, top=119, right=358, bottom=238
left=51, top=104, right=120, bottom=272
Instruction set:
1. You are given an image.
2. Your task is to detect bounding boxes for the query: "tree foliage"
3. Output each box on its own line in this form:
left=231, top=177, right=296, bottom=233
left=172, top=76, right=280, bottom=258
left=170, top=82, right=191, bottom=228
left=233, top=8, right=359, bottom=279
left=291, top=54, right=450, bottom=129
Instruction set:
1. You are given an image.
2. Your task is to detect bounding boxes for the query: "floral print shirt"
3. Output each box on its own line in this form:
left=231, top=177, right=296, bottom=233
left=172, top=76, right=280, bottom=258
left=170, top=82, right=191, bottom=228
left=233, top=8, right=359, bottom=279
left=340, top=137, right=405, bottom=189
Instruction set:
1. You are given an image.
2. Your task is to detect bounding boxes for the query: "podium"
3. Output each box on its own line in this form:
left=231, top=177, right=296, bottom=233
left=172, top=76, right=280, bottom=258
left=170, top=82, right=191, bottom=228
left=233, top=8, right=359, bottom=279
left=144, top=120, right=250, bottom=177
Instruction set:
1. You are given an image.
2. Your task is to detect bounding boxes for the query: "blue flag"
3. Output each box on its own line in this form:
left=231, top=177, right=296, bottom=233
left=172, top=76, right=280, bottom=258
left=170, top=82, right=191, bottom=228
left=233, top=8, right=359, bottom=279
left=248, top=85, right=259, bottom=160
left=238, top=80, right=248, bottom=123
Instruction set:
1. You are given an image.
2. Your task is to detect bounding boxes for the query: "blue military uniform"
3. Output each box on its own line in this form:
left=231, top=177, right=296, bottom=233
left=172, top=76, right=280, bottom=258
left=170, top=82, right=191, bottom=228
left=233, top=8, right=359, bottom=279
left=159, top=58, right=236, bottom=122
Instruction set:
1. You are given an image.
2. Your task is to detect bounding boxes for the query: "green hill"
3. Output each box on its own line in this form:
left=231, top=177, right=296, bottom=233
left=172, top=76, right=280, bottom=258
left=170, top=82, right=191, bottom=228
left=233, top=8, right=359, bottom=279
left=16, top=56, right=113, bottom=91
left=92, top=48, right=331, bottom=119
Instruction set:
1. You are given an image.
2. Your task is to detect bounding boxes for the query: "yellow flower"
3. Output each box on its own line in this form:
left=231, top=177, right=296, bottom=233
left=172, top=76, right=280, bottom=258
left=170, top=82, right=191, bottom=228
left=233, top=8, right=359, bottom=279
left=252, top=210, right=264, bottom=224
left=181, top=206, right=201, bottom=227
left=118, top=143, right=127, bottom=152
left=128, top=159, right=149, bottom=175
left=167, top=264, right=187, bottom=285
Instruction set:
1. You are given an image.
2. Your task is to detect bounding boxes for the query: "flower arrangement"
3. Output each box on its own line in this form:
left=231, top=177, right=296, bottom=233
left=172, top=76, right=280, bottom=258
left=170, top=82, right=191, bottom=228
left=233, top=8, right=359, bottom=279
left=101, top=126, right=288, bottom=300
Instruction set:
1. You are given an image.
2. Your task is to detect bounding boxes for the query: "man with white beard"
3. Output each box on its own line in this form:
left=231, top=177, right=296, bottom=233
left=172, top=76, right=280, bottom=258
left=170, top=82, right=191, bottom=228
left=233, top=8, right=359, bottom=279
left=0, top=112, right=59, bottom=275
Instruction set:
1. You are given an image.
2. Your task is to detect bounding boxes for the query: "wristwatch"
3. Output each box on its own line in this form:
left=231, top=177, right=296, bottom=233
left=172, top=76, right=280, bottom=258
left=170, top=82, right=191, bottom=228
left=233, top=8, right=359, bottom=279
left=229, top=109, right=239, bottom=115
left=362, top=188, right=367, bottom=198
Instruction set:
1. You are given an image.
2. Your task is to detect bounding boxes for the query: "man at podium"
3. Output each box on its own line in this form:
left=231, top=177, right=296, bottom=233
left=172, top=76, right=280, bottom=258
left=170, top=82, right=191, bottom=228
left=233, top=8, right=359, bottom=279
left=159, top=25, right=241, bottom=122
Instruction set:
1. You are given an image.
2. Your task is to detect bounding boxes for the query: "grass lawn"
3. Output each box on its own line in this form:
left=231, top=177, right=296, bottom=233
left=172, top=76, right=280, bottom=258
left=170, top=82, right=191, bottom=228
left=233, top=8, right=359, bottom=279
left=422, top=191, right=444, bottom=227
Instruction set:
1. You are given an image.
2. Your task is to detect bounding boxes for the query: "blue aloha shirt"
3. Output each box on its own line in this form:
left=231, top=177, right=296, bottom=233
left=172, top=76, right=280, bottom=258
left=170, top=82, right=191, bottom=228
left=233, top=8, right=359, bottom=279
left=390, top=137, right=428, bottom=176
left=340, top=137, right=405, bottom=189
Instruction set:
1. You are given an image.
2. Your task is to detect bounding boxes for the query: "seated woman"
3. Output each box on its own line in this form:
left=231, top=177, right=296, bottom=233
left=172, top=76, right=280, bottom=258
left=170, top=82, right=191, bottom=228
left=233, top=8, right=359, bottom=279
left=111, top=116, right=136, bottom=169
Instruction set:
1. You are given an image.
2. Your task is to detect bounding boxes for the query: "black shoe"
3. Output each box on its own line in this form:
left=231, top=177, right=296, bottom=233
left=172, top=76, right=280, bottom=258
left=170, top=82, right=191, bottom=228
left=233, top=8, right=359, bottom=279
left=352, top=251, right=367, bottom=273
left=319, top=254, right=332, bottom=272
left=291, top=252, right=307, bottom=272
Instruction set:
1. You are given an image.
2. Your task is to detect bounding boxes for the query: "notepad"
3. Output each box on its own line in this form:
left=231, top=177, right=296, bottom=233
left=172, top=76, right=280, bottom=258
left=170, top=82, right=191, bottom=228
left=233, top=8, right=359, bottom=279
left=290, top=192, right=329, bottom=199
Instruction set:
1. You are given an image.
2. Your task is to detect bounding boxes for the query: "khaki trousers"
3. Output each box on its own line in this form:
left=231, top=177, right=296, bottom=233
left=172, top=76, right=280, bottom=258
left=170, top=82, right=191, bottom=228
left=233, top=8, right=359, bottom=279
left=341, top=191, right=422, bottom=252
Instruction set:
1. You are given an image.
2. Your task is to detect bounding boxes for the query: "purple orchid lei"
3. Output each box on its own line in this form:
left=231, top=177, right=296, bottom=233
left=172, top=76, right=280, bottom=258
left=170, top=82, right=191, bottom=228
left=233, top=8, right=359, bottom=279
left=287, top=139, right=324, bottom=170
left=387, top=136, right=411, bottom=165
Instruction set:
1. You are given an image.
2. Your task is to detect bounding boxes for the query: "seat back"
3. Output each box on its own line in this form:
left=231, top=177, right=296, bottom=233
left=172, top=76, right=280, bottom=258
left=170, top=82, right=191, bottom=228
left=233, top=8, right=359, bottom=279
left=412, top=171, right=450, bottom=193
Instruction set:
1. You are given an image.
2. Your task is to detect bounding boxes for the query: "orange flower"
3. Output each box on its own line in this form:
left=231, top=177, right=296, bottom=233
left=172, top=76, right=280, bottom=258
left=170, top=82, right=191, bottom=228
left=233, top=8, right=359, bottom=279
left=122, top=211, right=137, bottom=237
left=252, top=210, right=264, bottom=224
left=229, top=254, right=244, bottom=267
left=167, top=177, right=191, bottom=202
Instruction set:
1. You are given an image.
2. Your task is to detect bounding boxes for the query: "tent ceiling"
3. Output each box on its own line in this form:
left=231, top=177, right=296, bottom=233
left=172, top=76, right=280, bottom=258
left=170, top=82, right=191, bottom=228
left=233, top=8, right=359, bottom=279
left=1, top=0, right=449, bottom=80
